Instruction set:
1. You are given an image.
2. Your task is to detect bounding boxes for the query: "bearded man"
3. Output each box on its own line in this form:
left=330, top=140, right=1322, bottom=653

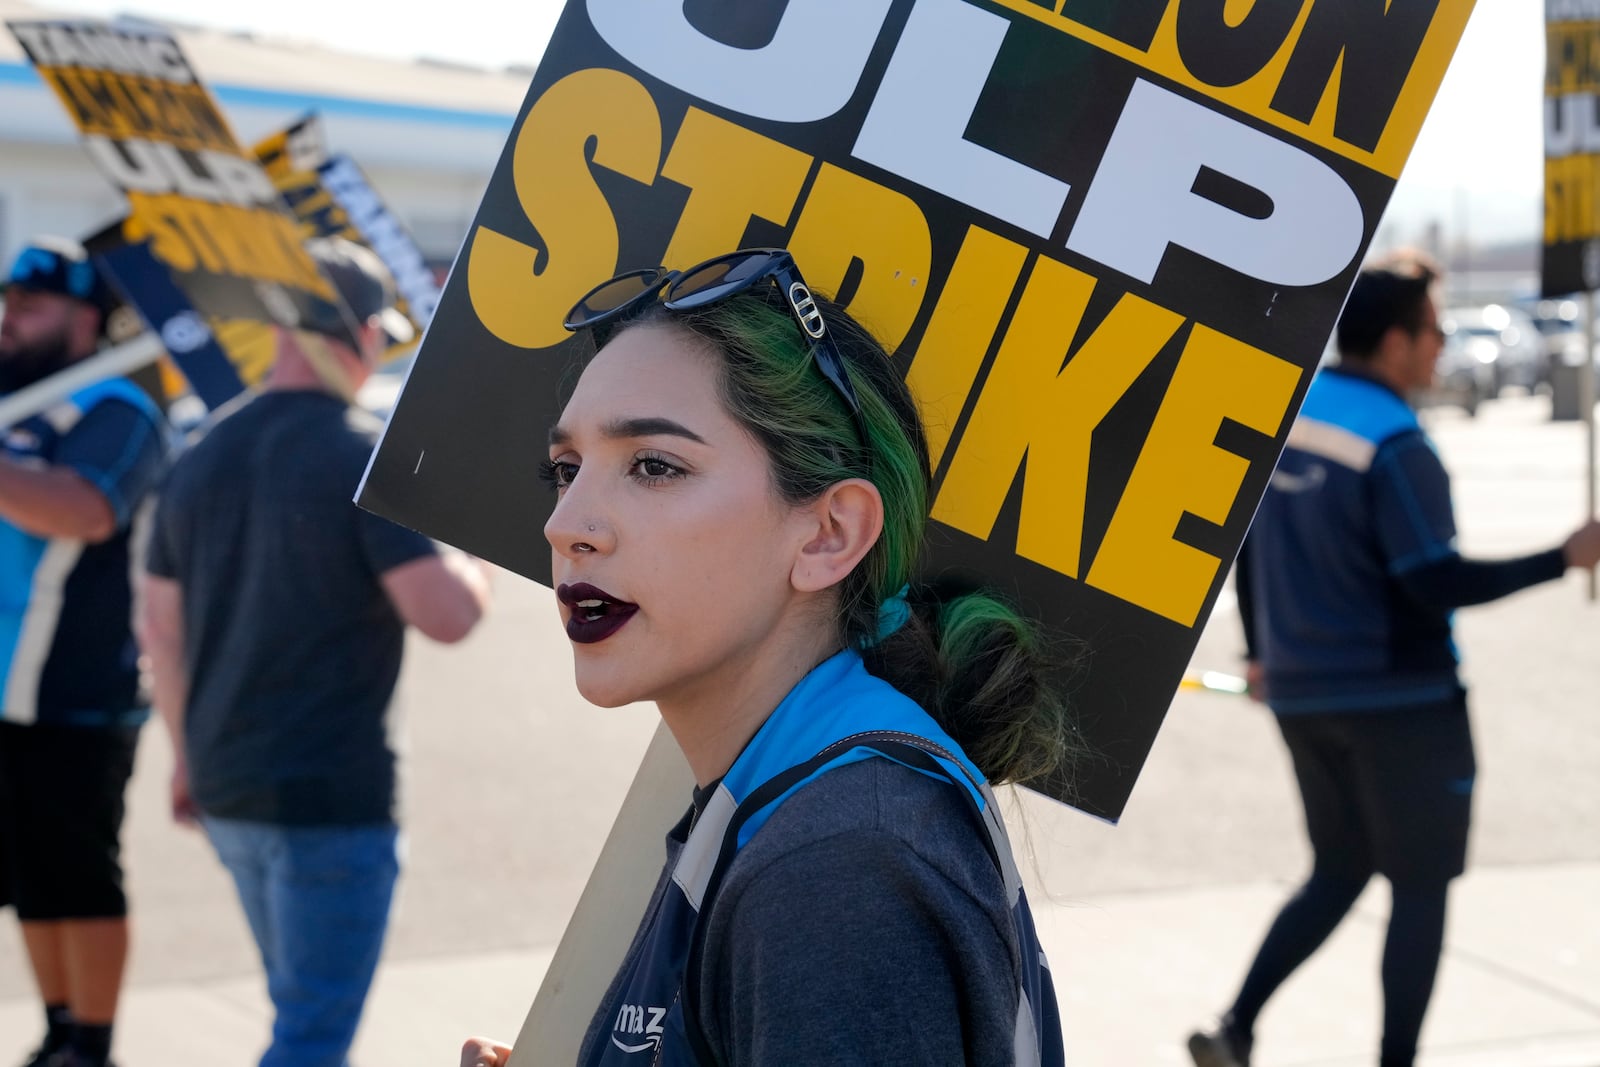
left=0, top=237, right=168, bottom=1067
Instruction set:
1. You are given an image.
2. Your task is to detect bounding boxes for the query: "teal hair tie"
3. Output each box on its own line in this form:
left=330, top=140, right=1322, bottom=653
left=861, top=584, right=911, bottom=648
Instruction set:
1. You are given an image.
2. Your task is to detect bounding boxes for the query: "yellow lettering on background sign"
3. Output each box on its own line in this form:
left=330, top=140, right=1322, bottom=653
left=40, top=68, right=232, bottom=152
left=469, top=68, right=663, bottom=350
left=786, top=164, right=932, bottom=352
left=279, top=174, right=357, bottom=242
left=213, top=319, right=279, bottom=385
left=906, top=226, right=1027, bottom=469
left=274, top=214, right=337, bottom=298
left=255, top=127, right=295, bottom=179
left=660, top=109, right=811, bottom=269
left=1547, top=21, right=1600, bottom=96
left=37, top=69, right=106, bottom=134
left=1087, top=324, right=1299, bottom=626
left=201, top=199, right=255, bottom=270
left=931, top=255, right=1183, bottom=579
left=1545, top=153, right=1600, bottom=244
left=122, top=194, right=197, bottom=272
left=122, top=192, right=333, bottom=296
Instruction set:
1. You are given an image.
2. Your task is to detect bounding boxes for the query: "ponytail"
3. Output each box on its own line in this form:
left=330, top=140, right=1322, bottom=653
left=860, top=581, right=1082, bottom=791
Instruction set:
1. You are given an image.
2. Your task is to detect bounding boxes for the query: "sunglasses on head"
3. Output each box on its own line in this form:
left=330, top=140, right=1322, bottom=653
left=564, top=248, right=867, bottom=445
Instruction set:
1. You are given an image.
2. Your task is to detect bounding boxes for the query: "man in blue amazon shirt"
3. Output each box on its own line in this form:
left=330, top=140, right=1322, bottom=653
left=0, top=237, right=169, bottom=1067
left=1188, top=256, right=1600, bottom=1067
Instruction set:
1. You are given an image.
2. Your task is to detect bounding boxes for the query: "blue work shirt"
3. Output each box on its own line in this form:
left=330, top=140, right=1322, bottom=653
left=0, top=378, right=167, bottom=727
left=1243, top=366, right=1465, bottom=714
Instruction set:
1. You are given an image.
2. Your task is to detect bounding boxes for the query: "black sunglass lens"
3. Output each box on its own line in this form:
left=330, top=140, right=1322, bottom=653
left=569, top=270, right=665, bottom=326
left=667, top=252, right=776, bottom=309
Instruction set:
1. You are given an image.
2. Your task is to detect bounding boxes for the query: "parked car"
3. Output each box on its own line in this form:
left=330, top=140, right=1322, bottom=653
left=1422, top=324, right=1495, bottom=416
left=1442, top=304, right=1543, bottom=396
left=1529, top=298, right=1590, bottom=386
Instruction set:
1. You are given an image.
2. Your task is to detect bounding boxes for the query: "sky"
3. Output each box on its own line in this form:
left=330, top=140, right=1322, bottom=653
left=45, top=0, right=1544, bottom=251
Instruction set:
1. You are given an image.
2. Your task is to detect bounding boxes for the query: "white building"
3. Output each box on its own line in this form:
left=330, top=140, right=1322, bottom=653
left=0, top=0, right=527, bottom=270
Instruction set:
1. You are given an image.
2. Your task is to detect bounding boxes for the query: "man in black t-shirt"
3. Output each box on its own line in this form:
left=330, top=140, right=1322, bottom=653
left=137, top=238, right=490, bottom=1067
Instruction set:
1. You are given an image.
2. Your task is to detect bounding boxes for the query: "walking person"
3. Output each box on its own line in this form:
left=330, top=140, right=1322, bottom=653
left=0, top=237, right=169, bottom=1067
left=137, top=237, right=492, bottom=1067
left=1188, top=258, right=1600, bottom=1067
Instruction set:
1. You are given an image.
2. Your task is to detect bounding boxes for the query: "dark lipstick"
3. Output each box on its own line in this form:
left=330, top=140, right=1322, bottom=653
left=557, top=582, right=639, bottom=644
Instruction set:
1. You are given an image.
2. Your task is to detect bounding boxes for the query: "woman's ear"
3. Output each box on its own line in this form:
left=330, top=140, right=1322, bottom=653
left=791, top=478, right=884, bottom=593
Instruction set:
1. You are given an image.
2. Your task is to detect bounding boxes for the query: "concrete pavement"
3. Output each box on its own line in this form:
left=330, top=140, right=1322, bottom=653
left=3, top=863, right=1596, bottom=1065
left=2, top=393, right=1597, bottom=1066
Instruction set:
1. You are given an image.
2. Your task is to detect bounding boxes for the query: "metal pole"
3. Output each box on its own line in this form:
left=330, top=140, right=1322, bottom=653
left=0, top=332, right=165, bottom=431
left=1584, top=291, right=1597, bottom=600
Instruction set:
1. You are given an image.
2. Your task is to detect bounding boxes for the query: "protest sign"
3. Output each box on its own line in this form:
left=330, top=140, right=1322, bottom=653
left=360, top=0, right=1475, bottom=821
left=254, top=116, right=441, bottom=356
left=254, top=111, right=330, bottom=180
left=8, top=19, right=340, bottom=328
left=7, top=18, right=367, bottom=402
left=79, top=219, right=249, bottom=409
left=1544, top=0, right=1600, bottom=296
left=1543, top=2, right=1600, bottom=607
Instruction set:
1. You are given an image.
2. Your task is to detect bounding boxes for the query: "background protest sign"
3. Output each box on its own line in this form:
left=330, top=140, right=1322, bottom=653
left=1542, top=0, right=1600, bottom=604
left=254, top=110, right=329, bottom=180
left=255, top=115, right=442, bottom=361
left=361, top=0, right=1475, bottom=822
left=1543, top=0, right=1600, bottom=297
left=91, top=234, right=247, bottom=409
left=7, top=18, right=365, bottom=402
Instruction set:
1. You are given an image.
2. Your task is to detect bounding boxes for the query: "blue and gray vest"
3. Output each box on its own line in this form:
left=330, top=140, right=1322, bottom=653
left=582, top=650, right=1064, bottom=1066
left=1247, top=366, right=1463, bottom=714
left=0, top=378, right=164, bottom=727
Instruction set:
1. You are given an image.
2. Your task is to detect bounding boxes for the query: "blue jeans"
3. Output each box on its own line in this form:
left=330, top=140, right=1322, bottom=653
left=203, top=817, right=401, bottom=1067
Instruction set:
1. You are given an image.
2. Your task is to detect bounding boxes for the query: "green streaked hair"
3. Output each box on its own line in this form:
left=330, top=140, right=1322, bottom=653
left=618, top=286, right=1080, bottom=791
left=653, top=291, right=924, bottom=645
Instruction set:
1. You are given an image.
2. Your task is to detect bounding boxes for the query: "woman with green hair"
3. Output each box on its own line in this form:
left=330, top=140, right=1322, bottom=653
left=472, top=248, right=1075, bottom=1066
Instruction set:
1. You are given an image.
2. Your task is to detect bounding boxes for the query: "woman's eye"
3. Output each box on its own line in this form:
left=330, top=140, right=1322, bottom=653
left=540, top=460, right=578, bottom=490
left=631, top=454, right=683, bottom=483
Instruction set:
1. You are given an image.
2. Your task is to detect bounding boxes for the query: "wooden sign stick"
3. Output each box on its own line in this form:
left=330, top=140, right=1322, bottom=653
left=508, top=722, right=694, bottom=1065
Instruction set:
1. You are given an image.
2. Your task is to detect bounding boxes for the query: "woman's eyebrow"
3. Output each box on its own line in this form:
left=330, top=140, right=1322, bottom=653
left=606, top=416, right=706, bottom=443
left=548, top=417, right=707, bottom=448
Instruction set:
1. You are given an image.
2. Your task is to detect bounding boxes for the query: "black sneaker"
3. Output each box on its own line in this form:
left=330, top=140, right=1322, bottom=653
left=1187, top=1020, right=1251, bottom=1067
left=41, top=1052, right=114, bottom=1067
left=52, top=1050, right=116, bottom=1067
left=17, top=1044, right=68, bottom=1067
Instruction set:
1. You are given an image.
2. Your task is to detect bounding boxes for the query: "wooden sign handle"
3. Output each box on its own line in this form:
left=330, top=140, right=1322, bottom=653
left=508, top=722, right=694, bottom=1066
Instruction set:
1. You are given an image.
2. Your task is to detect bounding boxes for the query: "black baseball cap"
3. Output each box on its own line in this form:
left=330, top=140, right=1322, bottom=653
left=300, top=236, right=415, bottom=348
left=5, top=236, right=117, bottom=317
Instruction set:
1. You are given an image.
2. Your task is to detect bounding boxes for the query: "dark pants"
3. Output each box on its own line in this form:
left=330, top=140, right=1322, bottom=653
left=0, top=721, right=141, bottom=919
left=1231, top=700, right=1474, bottom=1066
